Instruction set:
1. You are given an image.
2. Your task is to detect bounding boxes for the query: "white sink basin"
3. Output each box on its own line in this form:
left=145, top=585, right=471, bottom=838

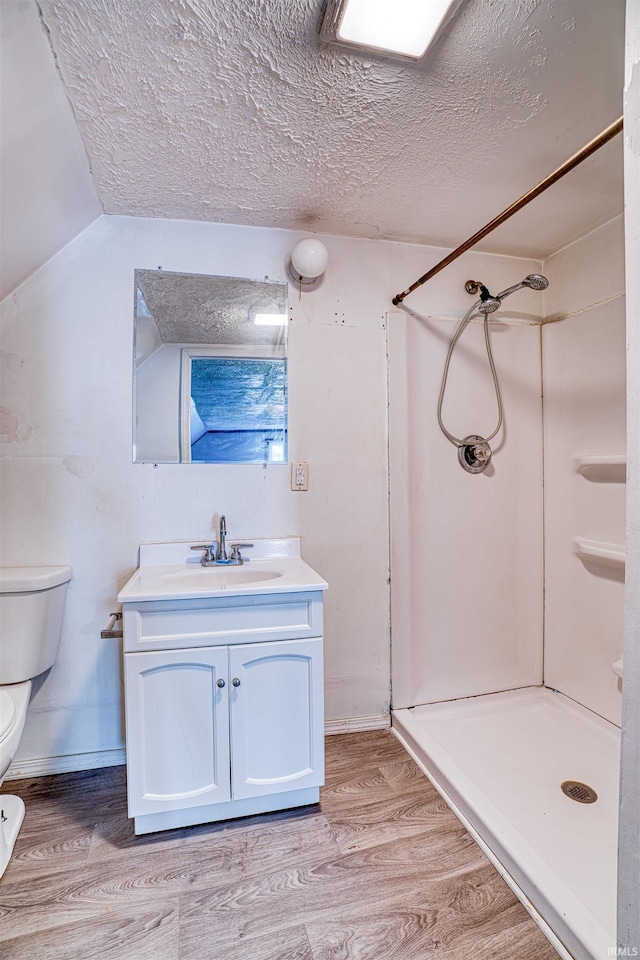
left=162, top=567, right=283, bottom=588
left=117, top=540, right=328, bottom=603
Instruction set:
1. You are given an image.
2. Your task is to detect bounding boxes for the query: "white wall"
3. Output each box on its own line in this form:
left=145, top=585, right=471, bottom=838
left=389, top=264, right=545, bottom=708
left=0, top=0, right=101, bottom=300
left=542, top=217, right=626, bottom=727
left=0, top=214, right=397, bottom=766
left=619, top=0, right=640, bottom=946
left=1, top=214, right=527, bottom=770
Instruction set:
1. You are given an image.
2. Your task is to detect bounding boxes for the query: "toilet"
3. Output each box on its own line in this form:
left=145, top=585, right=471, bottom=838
left=0, top=565, right=72, bottom=878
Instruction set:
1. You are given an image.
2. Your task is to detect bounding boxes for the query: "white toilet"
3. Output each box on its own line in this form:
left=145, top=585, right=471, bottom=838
left=0, top=565, right=72, bottom=878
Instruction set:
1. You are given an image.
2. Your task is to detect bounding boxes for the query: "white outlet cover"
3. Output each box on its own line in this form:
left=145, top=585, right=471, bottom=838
left=292, top=462, right=309, bottom=491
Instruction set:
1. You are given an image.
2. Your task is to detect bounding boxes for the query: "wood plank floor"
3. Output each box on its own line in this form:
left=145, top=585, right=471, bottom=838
left=0, top=731, right=559, bottom=959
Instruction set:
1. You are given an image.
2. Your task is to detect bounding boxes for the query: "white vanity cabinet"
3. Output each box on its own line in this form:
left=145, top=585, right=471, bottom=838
left=121, top=586, right=325, bottom=835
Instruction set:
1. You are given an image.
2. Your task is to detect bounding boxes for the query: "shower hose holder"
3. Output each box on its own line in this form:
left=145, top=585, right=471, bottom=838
left=458, top=436, right=492, bottom=474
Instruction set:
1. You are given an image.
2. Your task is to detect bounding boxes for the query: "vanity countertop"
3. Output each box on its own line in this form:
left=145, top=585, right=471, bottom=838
left=117, top=538, right=328, bottom=603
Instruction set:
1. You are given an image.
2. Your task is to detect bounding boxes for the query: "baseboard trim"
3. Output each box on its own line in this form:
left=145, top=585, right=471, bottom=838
left=5, top=748, right=126, bottom=781
left=5, top=720, right=391, bottom=781
left=324, top=715, right=390, bottom=735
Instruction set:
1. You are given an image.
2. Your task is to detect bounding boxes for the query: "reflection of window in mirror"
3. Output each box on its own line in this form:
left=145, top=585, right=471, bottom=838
left=182, top=354, right=287, bottom=464
left=133, top=269, right=288, bottom=464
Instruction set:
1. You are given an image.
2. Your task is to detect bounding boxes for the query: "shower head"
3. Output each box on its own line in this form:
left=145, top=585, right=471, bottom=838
left=477, top=284, right=502, bottom=314
left=465, top=274, right=548, bottom=314
left=478, top=296, right=502, bottom=314
left=523, top=274, right=549, bottom=291
left=495, top=274, right=549, bottom=302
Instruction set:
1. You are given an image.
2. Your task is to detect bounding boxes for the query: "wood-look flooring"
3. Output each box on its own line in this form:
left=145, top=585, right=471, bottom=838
left=0, top=731, right=559, bottom=959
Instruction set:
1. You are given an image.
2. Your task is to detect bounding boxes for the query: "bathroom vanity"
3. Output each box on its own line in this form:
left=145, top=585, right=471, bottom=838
left=117, top=539, right=327, bottom=835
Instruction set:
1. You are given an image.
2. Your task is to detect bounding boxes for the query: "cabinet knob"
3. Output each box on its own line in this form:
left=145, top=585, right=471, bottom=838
left=232, top=677, right=241, bottom=687
left=217, top=679, right=225, bottom=688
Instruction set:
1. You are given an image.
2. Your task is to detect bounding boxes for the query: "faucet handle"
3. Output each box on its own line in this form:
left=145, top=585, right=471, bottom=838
left=229, top=543, right=253, bottom=563
left=190, top=543, right=216, bottom=563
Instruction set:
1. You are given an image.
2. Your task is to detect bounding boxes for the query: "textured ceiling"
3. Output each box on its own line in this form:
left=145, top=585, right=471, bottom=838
left=38, top=0, right=625, bottom=258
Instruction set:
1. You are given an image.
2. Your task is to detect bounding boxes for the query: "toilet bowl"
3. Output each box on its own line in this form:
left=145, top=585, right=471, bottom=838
left=0, top=681, right=32, bottom=874
left=0, top=565, right=72, bottom=878
left=0, top=682, right=32, bottom=776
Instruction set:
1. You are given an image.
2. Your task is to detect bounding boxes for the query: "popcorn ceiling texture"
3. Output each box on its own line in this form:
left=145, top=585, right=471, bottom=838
left=136, top=270, right=287, bottom=346
left=38, top=0, right=624, bottom=257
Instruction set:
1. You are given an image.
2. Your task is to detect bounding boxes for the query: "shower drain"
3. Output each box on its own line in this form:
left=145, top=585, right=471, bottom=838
left=561, top=780, right=598, bottom=804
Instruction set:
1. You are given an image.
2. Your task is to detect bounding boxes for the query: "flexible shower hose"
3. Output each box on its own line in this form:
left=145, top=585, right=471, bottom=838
left=437, top=300, right=503, bottom=447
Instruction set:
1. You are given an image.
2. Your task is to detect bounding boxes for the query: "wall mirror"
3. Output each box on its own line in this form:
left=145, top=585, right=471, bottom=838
left=133, top=269, right=288, bottom=464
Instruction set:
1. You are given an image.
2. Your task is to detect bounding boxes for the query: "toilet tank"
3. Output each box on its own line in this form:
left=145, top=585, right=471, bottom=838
left=0, top=566, right=72, bottom=684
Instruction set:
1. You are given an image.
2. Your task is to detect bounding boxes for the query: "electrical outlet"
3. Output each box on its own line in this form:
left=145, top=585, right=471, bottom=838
left=292, top=461, right=309, bottom=491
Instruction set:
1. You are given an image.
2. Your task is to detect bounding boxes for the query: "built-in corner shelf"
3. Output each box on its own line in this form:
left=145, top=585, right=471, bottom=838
left=574, top=537, right=625, bottom=572
left=575, top=455, right=626, bottom=482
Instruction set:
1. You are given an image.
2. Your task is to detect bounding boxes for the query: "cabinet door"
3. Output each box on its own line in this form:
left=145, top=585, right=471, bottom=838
left=229, top=637, right=324, bottom=801
left=125, top=647, right=231, bottom=817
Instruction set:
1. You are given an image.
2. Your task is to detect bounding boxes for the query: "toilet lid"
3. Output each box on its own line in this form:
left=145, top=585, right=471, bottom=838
left=0, top=690, right=16, bottom=743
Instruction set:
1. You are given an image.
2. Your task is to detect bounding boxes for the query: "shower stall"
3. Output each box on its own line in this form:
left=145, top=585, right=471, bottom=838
left=387, top=217, right=626, bottom=960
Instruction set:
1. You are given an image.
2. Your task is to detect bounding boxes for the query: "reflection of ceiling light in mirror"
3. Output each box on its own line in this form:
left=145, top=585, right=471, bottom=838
left=320, top=0, right=461, bottom=60
left=254, top=314, right=288, bottom=326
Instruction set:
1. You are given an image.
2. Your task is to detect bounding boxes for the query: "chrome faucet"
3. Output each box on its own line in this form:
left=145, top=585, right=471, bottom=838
left=190, top=515, right=253, bottom=566
left=218, top=515, right=228, bottom=562
left=217, top=515, right=254, bottom=564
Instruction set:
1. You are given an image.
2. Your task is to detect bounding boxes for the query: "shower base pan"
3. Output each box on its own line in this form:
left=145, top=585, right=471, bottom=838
left=392, top=686, right=619, bottom=960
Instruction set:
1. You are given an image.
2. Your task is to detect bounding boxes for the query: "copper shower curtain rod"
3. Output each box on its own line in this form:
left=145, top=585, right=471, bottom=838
left=391, top=116, right=624, bottom=306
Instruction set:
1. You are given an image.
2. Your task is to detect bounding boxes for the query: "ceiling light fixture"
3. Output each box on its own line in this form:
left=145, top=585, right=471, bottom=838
left=289, top=238, right=329, bottom=289
left=319, top=0, right=462, bottom=61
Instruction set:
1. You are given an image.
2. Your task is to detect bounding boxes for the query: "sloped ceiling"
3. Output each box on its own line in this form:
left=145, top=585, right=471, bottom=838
left=35, top=1, right=626, bottom=259
left=0, top=1, right=101, bottom=300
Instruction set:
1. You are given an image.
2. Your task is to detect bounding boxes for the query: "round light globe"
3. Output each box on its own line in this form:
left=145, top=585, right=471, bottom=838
left=291, top=238, right=329, bottom=280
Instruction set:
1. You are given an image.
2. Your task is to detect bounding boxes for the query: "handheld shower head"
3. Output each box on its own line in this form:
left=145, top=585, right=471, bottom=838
left=477, top=284, right=502, bottom=314
left=478, top=296, right=501, bottom=314
left=465, top=274, right=548, bottom=314
left=523, top=274, right=549, bottom=291
left=495, top=274, right=549, bottom=301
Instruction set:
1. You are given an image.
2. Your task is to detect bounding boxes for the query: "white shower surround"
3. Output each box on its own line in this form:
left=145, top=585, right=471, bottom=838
left=543, top=222, right=626, bottom=729
left=389, top=306, right=545, bottom=708
left=389, top=216, right=627, bottom=959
